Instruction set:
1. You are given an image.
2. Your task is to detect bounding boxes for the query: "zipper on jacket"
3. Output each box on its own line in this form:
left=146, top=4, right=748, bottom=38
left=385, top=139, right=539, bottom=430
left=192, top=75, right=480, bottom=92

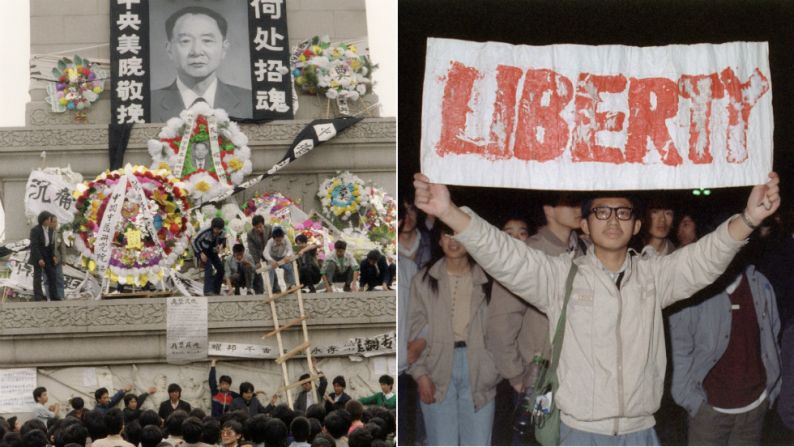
left=613, top=282, right=625, bottom=436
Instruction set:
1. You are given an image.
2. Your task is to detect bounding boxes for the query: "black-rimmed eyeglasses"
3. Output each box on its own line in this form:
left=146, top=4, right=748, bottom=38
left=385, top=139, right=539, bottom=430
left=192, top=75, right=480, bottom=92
left=591, top=206, right=634, bottom=221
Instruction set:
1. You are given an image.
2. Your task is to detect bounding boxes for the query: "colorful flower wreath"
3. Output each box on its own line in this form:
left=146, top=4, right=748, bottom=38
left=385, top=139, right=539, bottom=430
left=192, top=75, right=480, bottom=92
left=45, top=55, right=106, bottom=114
left=242, top=191, right=296, bottom=224
left=72, top=166, right=192, bottom=286
left=292, top=35, right=377, bottom=101
left=363, top=185, right=397, bottom=254
left=318, top=171, right=370, bottom=226
left=148, top=104, right=252, bottom=204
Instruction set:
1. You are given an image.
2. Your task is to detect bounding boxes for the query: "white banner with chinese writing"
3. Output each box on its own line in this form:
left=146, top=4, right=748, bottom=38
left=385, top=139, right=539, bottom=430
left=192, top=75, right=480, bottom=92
left=167, top=296, right=208, bottom=364
left=0, top=368, right=37, bottom=412
left=208, top=331, right=396, bottom=359
left=421, top=38, right=773, bottom=190
left=24, top=169, right=80, bottom=225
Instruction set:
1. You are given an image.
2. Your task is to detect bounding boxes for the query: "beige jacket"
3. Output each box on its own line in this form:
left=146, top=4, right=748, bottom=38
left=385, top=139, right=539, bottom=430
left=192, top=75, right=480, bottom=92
left=455, top=207, right=745, bottom=435
left=407, top=258, right=501, bottom=410
left=486, top=227, right=583, bottom=388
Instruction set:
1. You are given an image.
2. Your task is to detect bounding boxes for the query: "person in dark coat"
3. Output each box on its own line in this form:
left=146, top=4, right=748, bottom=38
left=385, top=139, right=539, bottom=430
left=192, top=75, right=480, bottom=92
left=324, top=376, right=351, bottom=413
left=229, top=382, right=277, bottom=416
left=293, top=372, right=328, bottom=414
left=123, top=387, right=157, bottom=424
left=28, top=211, right=59, bottom=301
left=158, top=383, right=191, bottom=420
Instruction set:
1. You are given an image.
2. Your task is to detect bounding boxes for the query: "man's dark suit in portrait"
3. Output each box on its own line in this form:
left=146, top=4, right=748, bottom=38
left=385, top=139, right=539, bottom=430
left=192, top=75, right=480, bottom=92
left=151, top=6, right=252, bottom=122
left=28, top=211, right=59, bottom=301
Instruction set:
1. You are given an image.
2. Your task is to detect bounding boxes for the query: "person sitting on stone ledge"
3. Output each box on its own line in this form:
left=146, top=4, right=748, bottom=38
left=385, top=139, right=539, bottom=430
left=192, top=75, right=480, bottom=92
left=123, top=387, right=158, bottom=424
left=159, top=384, right=192, bottom=421
left=223, top=243, right=256, bottom=295
left=94, top=384, right=132, bottom=414
left=263, top=227, right=296, bottom=294
left=295, top=235, right=321, bottom=293
left=358, top=250, right=391, bottom=291
left=322, top=241, right=359, bottom=293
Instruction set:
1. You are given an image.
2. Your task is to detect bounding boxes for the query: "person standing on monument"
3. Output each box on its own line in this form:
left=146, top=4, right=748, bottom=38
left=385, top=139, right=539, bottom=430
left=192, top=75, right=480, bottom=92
left=29, top=211, right=59, bottom=301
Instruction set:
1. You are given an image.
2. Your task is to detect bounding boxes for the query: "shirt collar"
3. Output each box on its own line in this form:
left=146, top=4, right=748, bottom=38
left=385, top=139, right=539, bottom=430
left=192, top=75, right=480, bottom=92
left=176, top=76, right=218, bottom=108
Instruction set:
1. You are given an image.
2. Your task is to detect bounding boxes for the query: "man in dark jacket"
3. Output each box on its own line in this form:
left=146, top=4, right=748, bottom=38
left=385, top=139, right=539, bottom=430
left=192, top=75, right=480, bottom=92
left=359, top=249, right=391, bottom=291
left=158, top=383, right=192, bottom=420
left=29, top=211, right=58, bottom=301
left=94, top=385, right=132, bottom=414
left=246, top=214, right=272, bottom=294
left=122, top=387, right=157, bottom=424
left=293, top=372, right=328, bottom=414
left=192, top=217, right=227, bottom=296
left=209, top=359, right=239, bottom=417
left=229, top=382, right=277, bottom=416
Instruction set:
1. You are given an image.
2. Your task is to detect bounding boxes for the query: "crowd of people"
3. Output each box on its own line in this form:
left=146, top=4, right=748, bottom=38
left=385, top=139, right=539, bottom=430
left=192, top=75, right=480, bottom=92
left=26, top=212, right=396, bottom=299
left=398, top=172, right=794, bottom=445
left=0, top=365, right=397, bottom=447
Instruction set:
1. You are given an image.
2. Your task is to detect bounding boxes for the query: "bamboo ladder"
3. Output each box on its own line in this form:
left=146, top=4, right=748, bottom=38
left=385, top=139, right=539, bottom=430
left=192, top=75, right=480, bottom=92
left=259, top=256, right=320, bottom=409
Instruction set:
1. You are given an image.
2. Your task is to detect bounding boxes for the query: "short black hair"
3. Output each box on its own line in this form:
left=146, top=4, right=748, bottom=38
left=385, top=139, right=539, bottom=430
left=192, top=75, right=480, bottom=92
left=272, top=227, right=285, bottom=238
left=334, top=240, right=347, bottom=250
left=20, top=419, right=46, bottom=436
left=305, top=404, right=325, bottom=422
left=233, top=243, right=245, bottom=254
left=344, top=400, right=363, bottom=421
left=239, top=382, right=254, bottom=394
left=167, top=383, right=182, bottom=395
left=165, top=410, right=188, bottom=437
left=219, top=375, right=232, bottom=386
left=290, top=417, right=310, bottom=443
left=348, top=427, right=373, bottom=447
left=69, top=397, right=84, bottom=410
left=311, top=432, right=335, bottom=447
left=252, top=215, right=265, bottom=226
left=299, top=373, right=311, bottom=382
left=32, top=387, right=46, bottom=403
left=37, top=211, right=52, bottom=226
left=221, top=419, right=242, bottom=435
left=94, top=387, right=108, bottom=402
left=307, top=417, right=322, bottom=443
left=295, top=234, right=308, bottom=244
left=124, top=420, right=142, bottom=446
left=123, top=393, right=138, bottom=408
left=181, top=417, right=203, bottom=444
left=83, top=410, right=107, bottom=441
left=139, top=410, right=161, bottom=429
left=104, top=408, right=125, bottom=435
left=378, top=375, right=394, bottom=387
left=140, top=425, right=163, bottom=447
left=200, top=418, right=220, bottom=445
left=188, top=409, right=206, bottom=420
left=165, top=6, right=228, bottom=41
left=21, top=429, right=47, bottom=447
left=322, top=411, right=349, bottom=439
left=331, top=376, right=346, bottom=388
left=246, top=414, right=269, bottom=444
left=61, top=422, right=88, bottom=447
left=366, top=250, right=381, bottom=261
left=263, top=418, right=288, bottom=447
left=211, top=218, right=225, bottom=230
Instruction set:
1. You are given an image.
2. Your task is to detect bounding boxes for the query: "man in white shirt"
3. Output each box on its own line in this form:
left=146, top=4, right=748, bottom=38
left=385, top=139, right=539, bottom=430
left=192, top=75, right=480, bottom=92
left=32, top=386, right=59, bottom=425
left=151, top=6, right=252, bottom=122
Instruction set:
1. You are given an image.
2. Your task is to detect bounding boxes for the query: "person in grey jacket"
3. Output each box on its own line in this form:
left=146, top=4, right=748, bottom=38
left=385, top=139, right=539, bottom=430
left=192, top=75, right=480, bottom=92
left=670, top=249, right=781, bottom=445
left=408, top=222, right=500, bottom=446
left=246, top=214, right=272, bottom=294
left=413, top=171, right=780, bottom=445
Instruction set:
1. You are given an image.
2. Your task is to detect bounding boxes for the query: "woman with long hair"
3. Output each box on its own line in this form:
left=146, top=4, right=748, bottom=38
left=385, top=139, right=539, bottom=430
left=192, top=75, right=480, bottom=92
left=406, top=222, right=500, bottom=446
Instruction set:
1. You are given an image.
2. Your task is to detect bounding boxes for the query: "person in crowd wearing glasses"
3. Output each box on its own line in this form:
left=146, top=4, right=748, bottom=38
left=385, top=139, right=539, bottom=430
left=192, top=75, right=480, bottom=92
left=412, top=172, right=780, bottom=446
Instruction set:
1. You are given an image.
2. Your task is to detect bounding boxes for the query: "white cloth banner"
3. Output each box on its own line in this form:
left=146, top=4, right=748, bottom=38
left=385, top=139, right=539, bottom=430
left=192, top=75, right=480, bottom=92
left=421, top=38, right=773, bottom=190
left=95, top=175, right=128, bottom=288
left=0, top=368, right=37, bottom=412
left=24, top=170, right=78, bottom=224
left=167, top=296, right=208, bottom=364
left=208, top=331, right=396, bottom=359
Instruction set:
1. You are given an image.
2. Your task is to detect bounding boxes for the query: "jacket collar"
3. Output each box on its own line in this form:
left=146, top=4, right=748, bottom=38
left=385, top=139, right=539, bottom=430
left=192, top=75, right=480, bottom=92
left=581, top=246, right=636, bottom=286
left=427, top=258, right=489, bottom=286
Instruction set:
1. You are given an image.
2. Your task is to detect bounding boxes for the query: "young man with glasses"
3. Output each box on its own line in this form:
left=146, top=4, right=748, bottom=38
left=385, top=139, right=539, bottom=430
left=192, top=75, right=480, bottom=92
left=412, top=172, right=780, bottom=445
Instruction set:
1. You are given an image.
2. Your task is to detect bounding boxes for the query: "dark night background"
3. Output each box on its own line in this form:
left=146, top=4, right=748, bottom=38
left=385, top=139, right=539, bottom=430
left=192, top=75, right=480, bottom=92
left=398, top=0, right=794, bottom=444
left=398, top=0, right=794, bottom=226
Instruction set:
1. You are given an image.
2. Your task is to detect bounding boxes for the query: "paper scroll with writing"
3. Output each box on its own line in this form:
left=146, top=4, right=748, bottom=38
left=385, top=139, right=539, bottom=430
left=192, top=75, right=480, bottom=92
left=421, top=38, right=772, bottom=190
left=0, top=368, right=37, bottom=412
left=167, top=296, right=208, bottom=364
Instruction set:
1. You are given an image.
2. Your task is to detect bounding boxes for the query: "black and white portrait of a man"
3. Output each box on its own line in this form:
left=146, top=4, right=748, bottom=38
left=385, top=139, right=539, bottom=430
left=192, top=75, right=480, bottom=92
left=150, top=2, right=253, bottom=122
